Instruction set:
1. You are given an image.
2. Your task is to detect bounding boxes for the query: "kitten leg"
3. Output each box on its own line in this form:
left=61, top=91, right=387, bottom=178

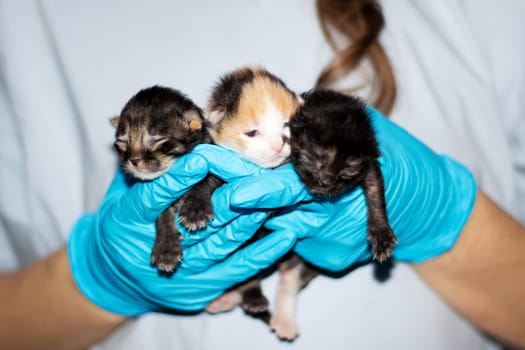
left=206, top=276, right=270, bottom=315
left=238, top=277, right=269, bottom=314
left=178, top=175, right=224, bottom=231
left=269, top=256, right=311, bottom=341
left=151, top=203, right=183, bottom=272
left=206, top=289, right=243, bottom=314
left=362, top=159, right=397, bottom=262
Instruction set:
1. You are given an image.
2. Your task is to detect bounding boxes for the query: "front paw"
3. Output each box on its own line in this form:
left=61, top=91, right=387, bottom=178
left=178, top=199, right=214, bottom=232
left=270, top=313, right=299, bottom=341
left=150, top=240, right=182, bottom=273
left=241, top=288, right=269, bottom=314
left=368, top=225, right=397, bottom=263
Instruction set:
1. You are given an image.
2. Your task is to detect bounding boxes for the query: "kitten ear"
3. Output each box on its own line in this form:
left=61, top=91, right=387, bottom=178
left=110, top=116, right=120, bottom=129
left=204, top=108, right=226, bottom=127
left=183, top=109, right=204, bottom=130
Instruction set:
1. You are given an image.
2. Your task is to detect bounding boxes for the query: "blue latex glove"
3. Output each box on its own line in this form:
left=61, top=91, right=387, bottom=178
left=226, top=106, right=477, bottom=271
left=68, top=145, right=296, bottom=316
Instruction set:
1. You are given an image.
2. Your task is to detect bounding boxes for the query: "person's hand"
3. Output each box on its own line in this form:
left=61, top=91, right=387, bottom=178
left=226, top=106, right=477, bottom=271
left=68, top=145, right=296, bottom=316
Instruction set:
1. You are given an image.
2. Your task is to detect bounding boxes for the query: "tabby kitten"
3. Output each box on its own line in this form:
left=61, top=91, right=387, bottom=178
left=111, top=85, right=222, bottom=273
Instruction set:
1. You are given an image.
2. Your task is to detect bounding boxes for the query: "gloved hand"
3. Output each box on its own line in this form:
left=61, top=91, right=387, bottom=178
left=68, top=145, right=296, bottom=316
left=226, top=106, right=477, bottom=271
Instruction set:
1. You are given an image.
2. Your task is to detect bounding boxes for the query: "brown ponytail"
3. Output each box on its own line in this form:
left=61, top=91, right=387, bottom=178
left=315, top=0, right=396, bottom=115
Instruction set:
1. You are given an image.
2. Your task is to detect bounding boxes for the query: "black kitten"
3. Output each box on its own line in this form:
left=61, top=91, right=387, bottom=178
left=289, top=89, right=397, bottom=262
left=111, top=85, right=222, bottom=272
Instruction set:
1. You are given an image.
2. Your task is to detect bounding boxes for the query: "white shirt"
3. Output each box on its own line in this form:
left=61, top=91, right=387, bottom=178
left=1, top=1, right=523, bottom=349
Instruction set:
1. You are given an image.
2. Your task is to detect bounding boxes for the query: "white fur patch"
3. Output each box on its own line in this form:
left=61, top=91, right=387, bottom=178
left=231, top=98, right=290, bottom=168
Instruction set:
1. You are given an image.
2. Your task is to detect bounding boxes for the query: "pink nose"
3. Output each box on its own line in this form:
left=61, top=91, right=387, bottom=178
left=273, top=143, right=284, bottom=153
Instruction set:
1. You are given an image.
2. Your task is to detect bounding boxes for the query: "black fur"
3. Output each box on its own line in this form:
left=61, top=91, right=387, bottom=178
left=208, top=68, right=255, bottom=118
left=208, top=66, right=296, bottom=121
left=289, top=89, right=396, bottom=261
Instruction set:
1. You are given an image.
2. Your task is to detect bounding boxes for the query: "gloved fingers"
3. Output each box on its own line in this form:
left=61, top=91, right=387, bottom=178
left=161, top=226, right=297, bottom=311
left=294, top=237, right=370, bottom=271
left=291, top=208, right=370, bottom=271
left=263, top=202, right=335, bottom=239
left=179, top=211, right=269, bottom=273
left=191, top=144, right=267, bottom=181
left=264, top=188, right=367, bottom=240
left=176, top=180, right=267, bottom=243
left=228, top=163, right=313, bottom=210
left=199, top=229, right=297, bottom=284
left=99, top=168, right=133, bottom=208
left=118, top=154, right=211, bottom=222
left=119, top=145, right=268, bottom=222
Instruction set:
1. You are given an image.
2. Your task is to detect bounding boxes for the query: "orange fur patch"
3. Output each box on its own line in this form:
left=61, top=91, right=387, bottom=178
left=215, top=67, right=300, bottom=142
left=189, top=120, right=202, bottom=130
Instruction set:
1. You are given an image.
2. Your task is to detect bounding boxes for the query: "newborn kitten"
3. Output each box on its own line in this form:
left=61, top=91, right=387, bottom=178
left=111, top=85, right=222, bottom=273
left=289, top=89, right=397, bottom=261
left=204, top=66, right=316, bottom=341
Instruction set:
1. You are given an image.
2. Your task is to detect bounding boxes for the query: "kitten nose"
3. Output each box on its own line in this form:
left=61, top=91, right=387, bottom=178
left=130, top=156, right=142, bottom=166
left=318, top=176, right=332, bottom=187
left=273, top=141, right=284, bottom=153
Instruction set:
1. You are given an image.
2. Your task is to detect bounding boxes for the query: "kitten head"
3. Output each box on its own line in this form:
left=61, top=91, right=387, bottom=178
left=289, top=89, right=380, bottom=197
left=111, top=85, right=208, bottom=180
left=206, top=66, right=302, bottom=168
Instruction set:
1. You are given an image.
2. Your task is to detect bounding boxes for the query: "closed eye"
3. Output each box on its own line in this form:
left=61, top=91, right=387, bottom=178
left=150, top=137, right=170, bottom=150
left=244, top=130, right=259, bottom=137
left=339, top=168, right=361, bottom=180
left=339, top=172, right=359, bottom=180
left=283, top=122, right=289, bottom=128
left=114, top=140, right=128, bottom=152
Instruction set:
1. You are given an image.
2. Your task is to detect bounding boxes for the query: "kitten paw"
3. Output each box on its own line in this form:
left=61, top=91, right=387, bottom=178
left=206, top=290, right=242, bottom=313
left=241, top=289, right=269, bottom=314
left=270, top=313, right=299, bottom=341
left=368, top=226, right=397, bottom=263
left=178, top=201, right=214, bottom=232
left=150, top=243, right=182, bottom=273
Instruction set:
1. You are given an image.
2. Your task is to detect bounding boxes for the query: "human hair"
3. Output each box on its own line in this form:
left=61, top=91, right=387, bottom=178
left=315, top=0, right=396, bottom=115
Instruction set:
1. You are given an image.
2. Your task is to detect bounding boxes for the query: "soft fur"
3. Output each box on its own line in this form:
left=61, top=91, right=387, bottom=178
left=112, top=85, right=222, bottom=272
left=289, top=89, right=397, bottom=261
left=204, top=67, right=315, bottom=341
left=206, top=66, right=300, bottom=168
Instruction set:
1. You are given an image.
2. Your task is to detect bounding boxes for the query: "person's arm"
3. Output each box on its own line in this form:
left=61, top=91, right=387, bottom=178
left=0, top=247, right=126, bottom=350
left=414, top=191, right=525, bottom=349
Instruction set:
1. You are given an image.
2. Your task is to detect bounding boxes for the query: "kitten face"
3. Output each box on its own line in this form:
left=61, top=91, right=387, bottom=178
left=289, top=89, right=380, bottom=197
left=211, top=95, right=292, bottom=168
left=112, top=86, right=207, bottom=180
left=206, top=66, right=301, bottom=168
left=290, top=125, right=367, bottom=197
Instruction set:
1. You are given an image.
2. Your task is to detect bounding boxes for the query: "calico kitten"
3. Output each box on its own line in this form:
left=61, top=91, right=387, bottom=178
left=204, top=68, right=396, bottom=341
left=289, top=88, right=397, bottom=261
left=111, top=85, right=222, bottom=273
left=204, top=66, right=316, bottom=341
left=205, top=66, right=297, bottom=168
